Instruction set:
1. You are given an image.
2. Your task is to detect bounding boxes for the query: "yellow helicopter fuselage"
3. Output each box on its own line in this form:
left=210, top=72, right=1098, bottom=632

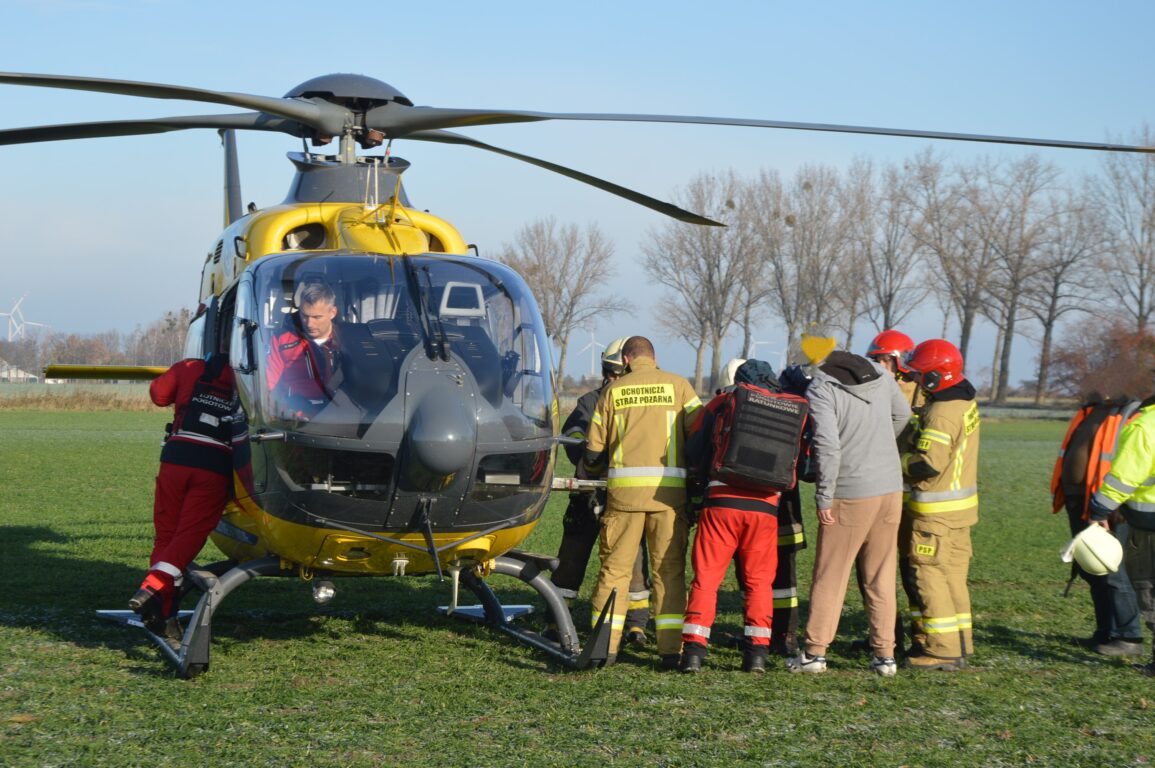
left=197, top=184, right=556, bottom=579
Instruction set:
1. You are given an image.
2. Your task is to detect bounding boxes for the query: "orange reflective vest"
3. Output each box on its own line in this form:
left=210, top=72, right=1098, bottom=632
left=1051, top=399, right=1140, bottom=519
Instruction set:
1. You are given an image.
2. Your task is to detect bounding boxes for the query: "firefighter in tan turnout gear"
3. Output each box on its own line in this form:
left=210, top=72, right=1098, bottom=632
left=900, top=339, right=981, bottom=671
left=585, top=336, right=702, bottom=668
left=550, top=337, right=652, bottom=645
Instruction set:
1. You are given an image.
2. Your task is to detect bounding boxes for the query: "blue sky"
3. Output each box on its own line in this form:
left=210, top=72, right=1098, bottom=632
left=1, top=0, right=1152, bottom=386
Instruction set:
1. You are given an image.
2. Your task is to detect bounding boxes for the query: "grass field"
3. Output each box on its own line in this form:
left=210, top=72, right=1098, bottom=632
left=2, top=411, right=1153, bottom=767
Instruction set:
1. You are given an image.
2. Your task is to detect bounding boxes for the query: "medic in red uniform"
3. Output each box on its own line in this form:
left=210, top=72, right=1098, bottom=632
left=679, top=360, right=782, bottom=673
left=128, top=353, right=237, bottom=644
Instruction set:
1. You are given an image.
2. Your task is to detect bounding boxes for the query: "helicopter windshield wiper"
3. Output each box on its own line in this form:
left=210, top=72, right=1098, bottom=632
left=400, top=256, right=448, bottom=361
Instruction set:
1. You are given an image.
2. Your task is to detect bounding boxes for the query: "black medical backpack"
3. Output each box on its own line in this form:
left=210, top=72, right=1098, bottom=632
left=709, top=383, right=809, bottom=492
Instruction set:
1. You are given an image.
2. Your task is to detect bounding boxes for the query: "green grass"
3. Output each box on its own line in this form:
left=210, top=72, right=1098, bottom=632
left=2, top=412, right=1154, bottom=767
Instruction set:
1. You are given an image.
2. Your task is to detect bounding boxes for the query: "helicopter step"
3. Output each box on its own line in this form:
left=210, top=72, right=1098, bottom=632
left=98, top=552, right=614, bottom=677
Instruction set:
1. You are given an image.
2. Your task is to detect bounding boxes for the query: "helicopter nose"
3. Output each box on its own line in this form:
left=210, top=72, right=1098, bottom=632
left=406, top=383, right=477, bottom=483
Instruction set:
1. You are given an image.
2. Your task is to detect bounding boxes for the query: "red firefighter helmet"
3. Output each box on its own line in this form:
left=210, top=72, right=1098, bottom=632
left=905, top=339, right=964, bottom=392
left=866, top=329, right=915, bottom=373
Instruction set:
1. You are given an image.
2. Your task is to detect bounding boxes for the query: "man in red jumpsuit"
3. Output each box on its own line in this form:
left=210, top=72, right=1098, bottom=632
left=680, top=360, right=783, bottom=673
left=265, top=282, right=341, bottom=416
left=128, top=353, right=237, bottom=646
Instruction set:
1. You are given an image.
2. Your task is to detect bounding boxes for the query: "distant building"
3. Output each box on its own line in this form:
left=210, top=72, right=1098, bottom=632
left=0, top=359, right=38, bottom=383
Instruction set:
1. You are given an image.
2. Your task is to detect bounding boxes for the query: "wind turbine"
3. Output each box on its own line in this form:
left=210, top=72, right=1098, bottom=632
left=576, top=329, right=605, bottom=377
left=0, top=293, right=46, bottom=342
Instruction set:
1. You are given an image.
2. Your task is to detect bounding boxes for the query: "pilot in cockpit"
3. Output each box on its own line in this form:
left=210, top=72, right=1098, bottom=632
left=266, top=281, right=341, bottom=415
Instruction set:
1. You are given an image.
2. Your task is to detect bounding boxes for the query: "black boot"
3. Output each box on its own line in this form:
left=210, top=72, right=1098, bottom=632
left=128, top=587, right=161, bottom=619
left=678, top=643, right=708, bottom=673
left=742, top=644, right=769, bottom=673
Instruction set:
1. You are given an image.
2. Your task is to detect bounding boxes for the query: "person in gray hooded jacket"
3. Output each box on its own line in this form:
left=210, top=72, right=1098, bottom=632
left=787, top=350, right=912, bottom=676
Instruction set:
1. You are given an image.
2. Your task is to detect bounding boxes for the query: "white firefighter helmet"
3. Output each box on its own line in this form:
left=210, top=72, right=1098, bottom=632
left=718, top=358, right=746, bottom=389
left=602, top=337, right=630, bottom=377
left=1060, top=524, right=1123, bottom=576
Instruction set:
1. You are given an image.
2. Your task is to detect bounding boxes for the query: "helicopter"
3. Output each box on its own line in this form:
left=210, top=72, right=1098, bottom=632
left=3, top=71, right=1152, bottom=677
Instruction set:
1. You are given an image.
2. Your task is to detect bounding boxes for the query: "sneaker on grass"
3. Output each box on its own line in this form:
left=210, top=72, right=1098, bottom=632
left=786, top=651, right=827, bottom=674
left=870, top=656, right=897, bottom=677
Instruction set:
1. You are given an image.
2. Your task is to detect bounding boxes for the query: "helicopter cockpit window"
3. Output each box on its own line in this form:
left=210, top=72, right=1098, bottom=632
left=247, top=252, right=553, bottom=437
left=230, top=275, right=258, bottom=373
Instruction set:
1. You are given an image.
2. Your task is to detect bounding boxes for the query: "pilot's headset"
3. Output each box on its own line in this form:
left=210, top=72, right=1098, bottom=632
left=601, top=337, right=630, bottom=379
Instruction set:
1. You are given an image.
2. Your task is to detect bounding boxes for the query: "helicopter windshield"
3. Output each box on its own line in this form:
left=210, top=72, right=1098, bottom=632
left=246, top=251, right=553, bottom=436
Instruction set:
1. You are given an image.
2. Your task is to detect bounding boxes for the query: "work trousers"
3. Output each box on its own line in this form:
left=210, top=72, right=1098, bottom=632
left=906, top=514, right=974, bottom=659
left=151, top=463, right=231, bottom=577
left=591, top=506, right=688, bottom=656
left=1066, top=507, right=1141, bottom=641
left=772, top=547, right=799, bottom=649
left=897, top=512, right=926, bottom=651
left=804, top=492, right=902, bottom=659
left=1123, top=526, right=1155, bottom=654
left=552, top=493, right=651, bottom=631
left=683, top=507, right=778, bottom=648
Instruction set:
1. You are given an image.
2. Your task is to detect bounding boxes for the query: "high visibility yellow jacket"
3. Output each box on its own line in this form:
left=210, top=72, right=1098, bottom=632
left=1092, top=402, right=1155, bottom=530
left=901, top=384, right=981, bottom=526
left=585, top=357, right=701, bottom=512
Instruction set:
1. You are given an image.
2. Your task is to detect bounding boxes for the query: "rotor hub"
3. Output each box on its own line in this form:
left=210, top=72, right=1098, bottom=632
left=285, top=74, right=412, bottom=109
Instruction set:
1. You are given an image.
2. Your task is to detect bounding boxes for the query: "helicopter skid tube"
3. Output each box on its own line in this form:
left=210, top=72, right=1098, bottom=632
left=449, top=553, right=616, bottom=670
left=98, top=556, right=285, bottom=679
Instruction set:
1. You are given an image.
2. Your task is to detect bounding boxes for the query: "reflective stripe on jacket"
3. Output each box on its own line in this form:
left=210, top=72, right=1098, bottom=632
left=902, top=396, right=980, bottom=525
left=1092, top=403, right=1155, bottom=529
left=586, top=357, right=701, bottom=512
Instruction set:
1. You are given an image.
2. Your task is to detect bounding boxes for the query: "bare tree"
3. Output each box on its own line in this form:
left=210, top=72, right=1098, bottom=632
left=655, top=300, right=711, bottom=390
left=963, top=156, right=1059, bottom=402
left=1022, top=184, right=1110, bottom=402
left=749, top=164, right=854, bottom=353
left=497, top=218, right=628, bottom=381
left=1091, top=125, right=1155, bottom=334
left=846, top=159, right=930, bottom=339
left=643, top=172, right=751, bottom=388
left=125, top=308, right=192, bottom=365
left=905, top=149, right=993, bottom=362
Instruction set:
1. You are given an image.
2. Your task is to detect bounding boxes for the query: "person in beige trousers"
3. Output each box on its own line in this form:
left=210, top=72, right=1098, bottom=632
left=787, top=351, right=911, bottom=676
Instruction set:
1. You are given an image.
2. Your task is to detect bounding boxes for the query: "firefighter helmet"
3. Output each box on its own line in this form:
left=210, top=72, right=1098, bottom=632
left=1061, top=524, right=1123, bottom=576
left=905, top=338, right=964, bottom=392
left=602, top=337, right=630, bottom=377
left=866, top=329, right=915, bottom=373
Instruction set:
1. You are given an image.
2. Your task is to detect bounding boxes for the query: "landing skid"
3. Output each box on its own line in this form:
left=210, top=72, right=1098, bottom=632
left=98, top=556, right=284, bottom=679
left=97, top=551, right=613, bottom=677
left=439, top=549, right=615, bottom=670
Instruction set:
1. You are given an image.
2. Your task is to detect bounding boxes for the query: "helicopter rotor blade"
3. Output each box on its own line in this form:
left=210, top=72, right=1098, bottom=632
left=407, top=129, right=723, bottom=226
left=370, top=104, right=1155, bottom=154
left=0, top=113, right=297, bottom=145
left=3, top=72, right=1150, bottom=155
left=0, top=72, right=352, bottom=136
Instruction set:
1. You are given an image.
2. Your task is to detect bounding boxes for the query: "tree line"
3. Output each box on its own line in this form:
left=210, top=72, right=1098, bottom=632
left=502, top=131, right=1155, bottom=403
left=0, top=309, right=191, bottom=377
left=8, top=132, right=1154, bottom=405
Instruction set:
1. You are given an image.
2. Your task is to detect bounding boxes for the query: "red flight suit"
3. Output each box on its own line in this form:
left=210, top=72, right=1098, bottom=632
left=136, top=357, right=236, bottom=617
left=682, top=391, right=780, bottom=650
